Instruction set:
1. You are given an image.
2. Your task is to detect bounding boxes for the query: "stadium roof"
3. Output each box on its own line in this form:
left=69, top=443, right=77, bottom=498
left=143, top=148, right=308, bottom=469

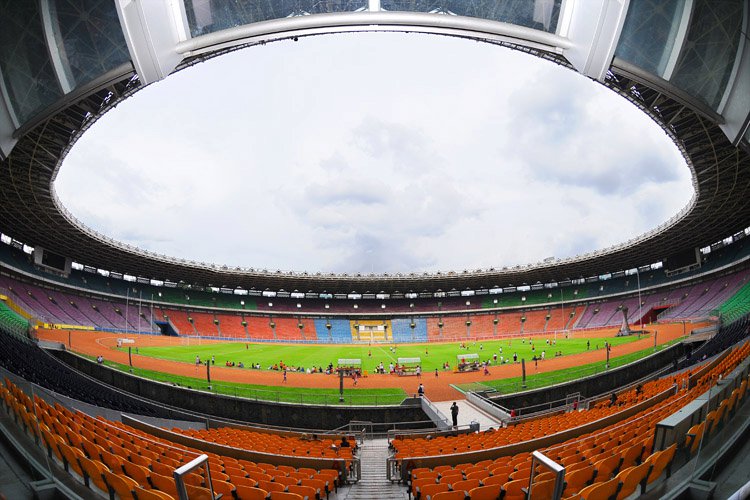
left=1, top=1, right=749, bottom=295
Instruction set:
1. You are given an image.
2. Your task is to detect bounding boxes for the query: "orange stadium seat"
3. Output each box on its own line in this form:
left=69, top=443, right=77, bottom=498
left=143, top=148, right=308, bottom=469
left=235, top=485, right=270, bottom=500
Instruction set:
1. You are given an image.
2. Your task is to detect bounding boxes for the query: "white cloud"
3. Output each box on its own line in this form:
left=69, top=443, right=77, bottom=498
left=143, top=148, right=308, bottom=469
left=55, top=32, right=692, bottom=274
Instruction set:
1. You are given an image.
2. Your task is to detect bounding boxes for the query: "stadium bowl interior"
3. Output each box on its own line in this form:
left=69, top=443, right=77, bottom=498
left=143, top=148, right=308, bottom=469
left=1, top=1, right=750, bottom=499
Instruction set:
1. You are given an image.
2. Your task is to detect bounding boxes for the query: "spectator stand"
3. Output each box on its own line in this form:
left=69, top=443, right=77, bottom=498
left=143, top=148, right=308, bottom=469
left=396, top=358, right=421, bottom=376
left=122, top=414, right=361, bottom=482
left=337, top=359, right=362, bottom=377
left=456, top=353, right=481, bottom=372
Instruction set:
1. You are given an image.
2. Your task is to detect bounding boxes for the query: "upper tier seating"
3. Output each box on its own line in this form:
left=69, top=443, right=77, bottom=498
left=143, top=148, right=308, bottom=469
left=273, top=317, right=315, bottom=341
left=392, top=318, right=428, bottom=342
left=215, top=313, right=248, bottom=338
left=440, top=316, right=469, bottom=339
left=191, top=311, right=219, bottom=337
left=718, top=282, right=750, bottom=324
left=313, top=318, right=352, bottom=343
left=244, top=315, right=275, bottom=340
left=0, top=299, right=30, bottom=337
left=160, top=308, right=196, bottom=335
left=660, top=271, right=749, bottom=320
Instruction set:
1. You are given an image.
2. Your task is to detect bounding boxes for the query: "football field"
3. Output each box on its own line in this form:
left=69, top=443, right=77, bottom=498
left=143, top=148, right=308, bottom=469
left=127, top=335, right=640, bottom=374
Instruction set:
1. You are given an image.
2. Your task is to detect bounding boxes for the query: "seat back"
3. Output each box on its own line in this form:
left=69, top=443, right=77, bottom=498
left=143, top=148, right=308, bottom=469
left=468, top=484, right=502, bottom=500
left=419, top=483, right=449, bottom=499
left=646, top=444, right=676, bottom=484
left=235, top=485, right=271, bottom=500
left=431, top=491, right=467, bottom=500
left=528, top=478, right=556, bottom=500
left=103, top=470, right=138, bottom=500
left=579, top=476, right=619, bottom=500
left=614, top=462, right=651, bottom=499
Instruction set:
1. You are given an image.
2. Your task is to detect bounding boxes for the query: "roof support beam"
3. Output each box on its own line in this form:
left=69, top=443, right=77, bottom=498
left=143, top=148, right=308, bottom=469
left=561, top=0, right=630, bottom=81
left=114, top=0, right=183, bottom=84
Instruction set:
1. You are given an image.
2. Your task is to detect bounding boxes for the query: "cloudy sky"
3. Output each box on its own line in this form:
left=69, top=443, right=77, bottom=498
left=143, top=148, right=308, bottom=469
left=55, top=32, right=692, bottom=275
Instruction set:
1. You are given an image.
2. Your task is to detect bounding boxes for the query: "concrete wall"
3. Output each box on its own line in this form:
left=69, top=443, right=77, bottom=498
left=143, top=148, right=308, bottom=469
left=52, top=350, right=429, bottom=431
left=488, top=343, right=686, bottom=412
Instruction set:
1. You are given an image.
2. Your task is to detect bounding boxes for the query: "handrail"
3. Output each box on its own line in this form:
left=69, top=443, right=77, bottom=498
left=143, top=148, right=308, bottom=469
left=420, top=396, right=451, bottom=430
left=387, top=423, right=478, bottom=443
left=174, top=454, right=215, bottom=500
left=528, top=451, right=564, bottom=499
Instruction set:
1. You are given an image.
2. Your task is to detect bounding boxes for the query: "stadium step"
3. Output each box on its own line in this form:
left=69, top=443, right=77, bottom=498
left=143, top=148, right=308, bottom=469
left=341, top=438, right=407, bottom=499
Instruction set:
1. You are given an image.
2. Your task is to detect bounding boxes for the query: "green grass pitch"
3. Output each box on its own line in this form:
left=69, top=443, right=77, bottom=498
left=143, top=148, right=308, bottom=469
left=125, top=335, right=640, bottom=374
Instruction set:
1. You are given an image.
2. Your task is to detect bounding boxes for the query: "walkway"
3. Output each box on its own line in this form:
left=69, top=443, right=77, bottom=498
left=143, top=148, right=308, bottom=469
left=433, top=399, right=504, bottom=431
left=340, top=438, right=407, bottom=500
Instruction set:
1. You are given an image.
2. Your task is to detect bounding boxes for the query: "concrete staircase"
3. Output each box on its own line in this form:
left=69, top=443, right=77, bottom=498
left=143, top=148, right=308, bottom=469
left=341, top=438, right=408, bottom=500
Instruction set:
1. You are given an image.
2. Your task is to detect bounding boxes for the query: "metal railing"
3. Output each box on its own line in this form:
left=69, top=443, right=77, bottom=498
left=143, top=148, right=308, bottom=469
left=330, top=420, right=369, bottom=444
left=419, top=396, right=451, bottom=430
left=174, top=454, right=215, bottom=500
left=528, top=451, right=565, bottom=499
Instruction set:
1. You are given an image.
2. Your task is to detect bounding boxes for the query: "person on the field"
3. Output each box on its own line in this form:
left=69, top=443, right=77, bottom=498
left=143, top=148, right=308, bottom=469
left=417, top=383, right=424, bottom=397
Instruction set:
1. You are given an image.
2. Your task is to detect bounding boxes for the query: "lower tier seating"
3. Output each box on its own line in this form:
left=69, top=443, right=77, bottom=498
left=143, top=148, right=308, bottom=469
left=2, top=378, right=348, bottom=500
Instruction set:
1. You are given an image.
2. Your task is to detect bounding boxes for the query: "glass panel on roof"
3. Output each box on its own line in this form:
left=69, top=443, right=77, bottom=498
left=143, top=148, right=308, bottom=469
left=670, top=0, right=744, bottom=109
left=615, top=0, right=684, bottom=76
left=183, top=0, right=369, bottom=38
left=381, top=0, right=562, bottom=33
left=47, top=0, right=130, bottom=90
left=0, top=1, right=62, bottom=124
